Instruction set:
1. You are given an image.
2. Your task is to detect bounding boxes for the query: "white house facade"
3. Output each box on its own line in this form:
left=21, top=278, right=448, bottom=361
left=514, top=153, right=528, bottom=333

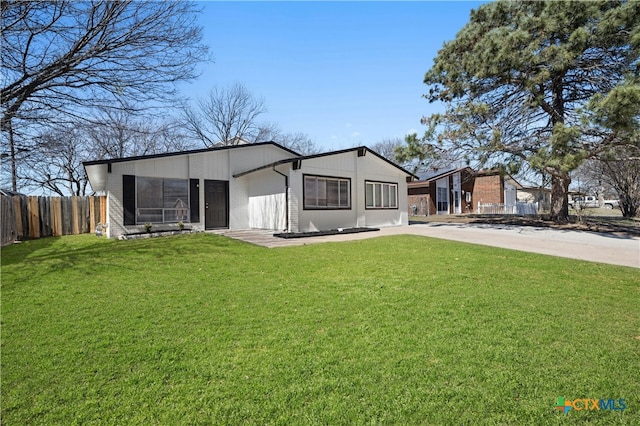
left=83, top=142, right=415, bottom=238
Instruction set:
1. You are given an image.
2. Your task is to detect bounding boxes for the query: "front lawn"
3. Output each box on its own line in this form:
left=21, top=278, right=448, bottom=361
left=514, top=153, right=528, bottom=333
left=2, top=234, right=638, bottom=424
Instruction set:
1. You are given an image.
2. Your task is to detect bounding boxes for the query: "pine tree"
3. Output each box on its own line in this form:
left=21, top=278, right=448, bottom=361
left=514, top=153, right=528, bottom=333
left=420, top=0, right=639, bottom=222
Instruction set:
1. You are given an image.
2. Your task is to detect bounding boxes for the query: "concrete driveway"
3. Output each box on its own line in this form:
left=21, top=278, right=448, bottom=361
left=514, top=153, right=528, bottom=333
left=215, top=223, right=640, bottom=269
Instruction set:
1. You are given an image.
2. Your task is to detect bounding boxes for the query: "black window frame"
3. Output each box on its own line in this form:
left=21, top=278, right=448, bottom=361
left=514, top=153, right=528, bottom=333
left=365, top=180, right=399, bottom=210
left=135, top=176, right=190, bottom=225
left=303, top=174, right=351, bottom=210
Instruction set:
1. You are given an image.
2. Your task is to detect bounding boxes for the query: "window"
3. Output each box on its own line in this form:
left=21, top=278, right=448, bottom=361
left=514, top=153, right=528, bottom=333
left=304, top=175, right=350, bottom=209
left=437, top=186, right=449, bottom=212
left=365, top=181, right=398, bottom=209
left=136, top=177, right=189, bottom=224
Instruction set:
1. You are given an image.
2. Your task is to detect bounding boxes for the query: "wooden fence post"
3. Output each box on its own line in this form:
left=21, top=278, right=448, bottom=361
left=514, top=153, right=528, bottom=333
left=13, top=195, right=23, bottom=237
left=51, top=197, right=63, bottom=236
left=40, top=196, right=53, bottom=237
left=1, top=194, right=16, bottom=246
left=28, top=196, right=40, bottom=239
left=82, top=197, right=89, bottom=233
left=72, top=196, right=79, bottom=235
left=89, top=196, right=96, bottom=233
left=62, top=197, right=71, bottom=235
left=100, top=195, right=107, bottom=225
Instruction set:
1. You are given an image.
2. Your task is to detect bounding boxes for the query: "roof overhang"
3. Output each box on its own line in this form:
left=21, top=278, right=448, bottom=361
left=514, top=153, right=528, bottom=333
left=233, top=158, right=294, bottom=178
left=233, top=146, right=418, bottom=180
left=84, top=163, right=109, bottom=192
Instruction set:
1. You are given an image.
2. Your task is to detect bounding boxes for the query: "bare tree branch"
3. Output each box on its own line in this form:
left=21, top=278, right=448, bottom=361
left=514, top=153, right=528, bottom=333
left=182, top=83, right=267, bottom=147
left=1, top=0, right=209, bottom=191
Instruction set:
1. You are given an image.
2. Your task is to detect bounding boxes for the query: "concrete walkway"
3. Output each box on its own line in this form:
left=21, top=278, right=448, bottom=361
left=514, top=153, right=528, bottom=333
left=213, top=223, right=640, bottom=268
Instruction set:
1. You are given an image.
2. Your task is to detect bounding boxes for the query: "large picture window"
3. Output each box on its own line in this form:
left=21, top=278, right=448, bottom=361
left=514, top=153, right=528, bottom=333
left=136, top=177, right=189, bottom=224
left=304, top=175, right=350, bottom=209
left=365, top=181, right=398, bottom=209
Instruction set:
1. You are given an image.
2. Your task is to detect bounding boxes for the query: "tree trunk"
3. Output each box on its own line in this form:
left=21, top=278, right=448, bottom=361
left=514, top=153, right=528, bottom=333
left=8, top=121, right=17, bottom=192
left=549, top=173, right=570, bottom=223
left=620, top=194, right=639, bottom=218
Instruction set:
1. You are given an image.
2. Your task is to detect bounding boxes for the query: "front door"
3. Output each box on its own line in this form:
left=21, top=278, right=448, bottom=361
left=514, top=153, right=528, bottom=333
left=204, top=180, right=229, bottom=229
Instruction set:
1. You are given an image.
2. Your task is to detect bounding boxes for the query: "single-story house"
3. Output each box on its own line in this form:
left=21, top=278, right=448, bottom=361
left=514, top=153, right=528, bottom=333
left=83, top=142, right=416, bottom=238
left=407, top=167, right=522, bottom=215
left=518, top=186, right=551, bottom=210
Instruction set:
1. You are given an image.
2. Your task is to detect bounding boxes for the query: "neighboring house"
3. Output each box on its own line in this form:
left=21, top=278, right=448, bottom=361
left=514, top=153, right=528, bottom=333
left=518, top=186, right=551, bottom=211
left=407, top=167, right=522, bottom=215
left=83, top=142, right=415, bottom=238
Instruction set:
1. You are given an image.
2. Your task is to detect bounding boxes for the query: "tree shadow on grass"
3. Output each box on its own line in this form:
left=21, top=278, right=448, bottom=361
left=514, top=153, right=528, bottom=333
left=410, top=214, right=639, bottom=238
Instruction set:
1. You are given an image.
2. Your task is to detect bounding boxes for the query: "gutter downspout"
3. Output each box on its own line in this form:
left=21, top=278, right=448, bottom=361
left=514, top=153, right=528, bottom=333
left=272, top=166, right=289, bottom=232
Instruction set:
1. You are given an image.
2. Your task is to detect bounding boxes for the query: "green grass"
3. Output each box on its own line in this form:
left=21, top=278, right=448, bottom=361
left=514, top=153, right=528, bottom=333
left=2, top=234, right=639, bottom=424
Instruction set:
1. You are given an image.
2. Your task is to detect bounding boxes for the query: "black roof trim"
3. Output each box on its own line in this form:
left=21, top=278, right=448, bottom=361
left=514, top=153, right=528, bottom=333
left=233, top=146, right=417, bottom=179
left=232, top=158, right=294, bottom=178
left=359, top=147, right=418, bottom=179
left=411, top=166, right=473, bottom=184
left=82, top=141, right=301, bottom=166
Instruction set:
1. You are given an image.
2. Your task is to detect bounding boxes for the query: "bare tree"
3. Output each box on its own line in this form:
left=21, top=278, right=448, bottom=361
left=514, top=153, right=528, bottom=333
left=279, top=132, right=322, bottom=155
left=21, top=126, right=91, bottom=196
left=370, top=137, right=404, bottom=162
left=183, top=83, right=267, bottom=147
left=18, top=111, right=195, bottom=196
left=254, top=122, right=282, bottom=144
left=84, top=109, right=196, bottom=160
left=593, top=145, right=640, bottom=218
left=1, top=0, right=209, bottom=191
left=253, top=123, right=321, bottom=155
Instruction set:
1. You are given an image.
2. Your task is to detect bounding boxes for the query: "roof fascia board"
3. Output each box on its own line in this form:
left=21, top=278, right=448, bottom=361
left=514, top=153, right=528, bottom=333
left=233, top=146, right=417, bottom=179
left=233, top=158, right=294, bottom=178
left=420, top=166, right=472, bottom=183
left=82, top=141, right=300, bottom=167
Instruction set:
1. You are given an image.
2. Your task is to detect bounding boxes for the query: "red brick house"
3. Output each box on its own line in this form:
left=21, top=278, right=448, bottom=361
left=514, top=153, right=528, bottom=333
left=407, top=167, right=522, bottom=215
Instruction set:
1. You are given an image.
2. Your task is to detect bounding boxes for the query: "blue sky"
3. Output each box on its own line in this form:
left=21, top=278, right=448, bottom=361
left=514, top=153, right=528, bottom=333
left=179, top=1, right=485, bottom=151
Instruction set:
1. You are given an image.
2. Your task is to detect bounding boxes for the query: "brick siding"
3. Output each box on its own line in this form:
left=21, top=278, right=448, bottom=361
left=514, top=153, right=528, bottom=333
left=472, top=174, right=503, bottom=206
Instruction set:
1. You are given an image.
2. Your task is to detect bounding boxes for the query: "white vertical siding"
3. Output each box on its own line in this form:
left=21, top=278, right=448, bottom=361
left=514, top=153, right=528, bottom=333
left=105, top=191, right=113, bottom=238
left=229, top=145, right=294, bottom=176
left=196, top=150, right=229, bottom=180
left=229, top=177, right=248, bottom=230
left=134, top=155, right=189, bottom=178
left=359, top=153, right=409, bottom=227
left=294, top=151, right=358, bottom=232
left=288, top=170, right=301, bottom=233
left=227, top=145, right=293, bottom=230
left=291, top=150, right=409, bottom=232
left=247, top=169, right=286, bottom=230
left=189, top=154, right=203, bottom=177
left=354, top=158, right=367, bottom=227
left=248, top=194, right=286, bottom=230
left=105, top=163, right=130, bottom=237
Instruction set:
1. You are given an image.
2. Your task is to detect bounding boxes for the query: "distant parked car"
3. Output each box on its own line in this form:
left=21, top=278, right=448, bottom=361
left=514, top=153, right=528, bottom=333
left=569, top=195, right=619, bottom=209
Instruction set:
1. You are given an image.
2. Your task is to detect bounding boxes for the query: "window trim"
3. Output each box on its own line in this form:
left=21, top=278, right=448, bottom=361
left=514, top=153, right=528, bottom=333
left=365, top=180, right=399, bottom=210
left=303, top=174, right=352, bottom=210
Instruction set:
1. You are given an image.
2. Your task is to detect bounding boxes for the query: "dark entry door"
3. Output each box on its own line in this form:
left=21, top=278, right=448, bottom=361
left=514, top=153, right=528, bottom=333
left=204, top=180, right=229, bottom=229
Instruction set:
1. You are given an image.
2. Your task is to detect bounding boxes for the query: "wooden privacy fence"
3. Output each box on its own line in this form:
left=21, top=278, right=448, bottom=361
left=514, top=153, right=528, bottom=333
left=1, top=194, right=106, bottom=246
